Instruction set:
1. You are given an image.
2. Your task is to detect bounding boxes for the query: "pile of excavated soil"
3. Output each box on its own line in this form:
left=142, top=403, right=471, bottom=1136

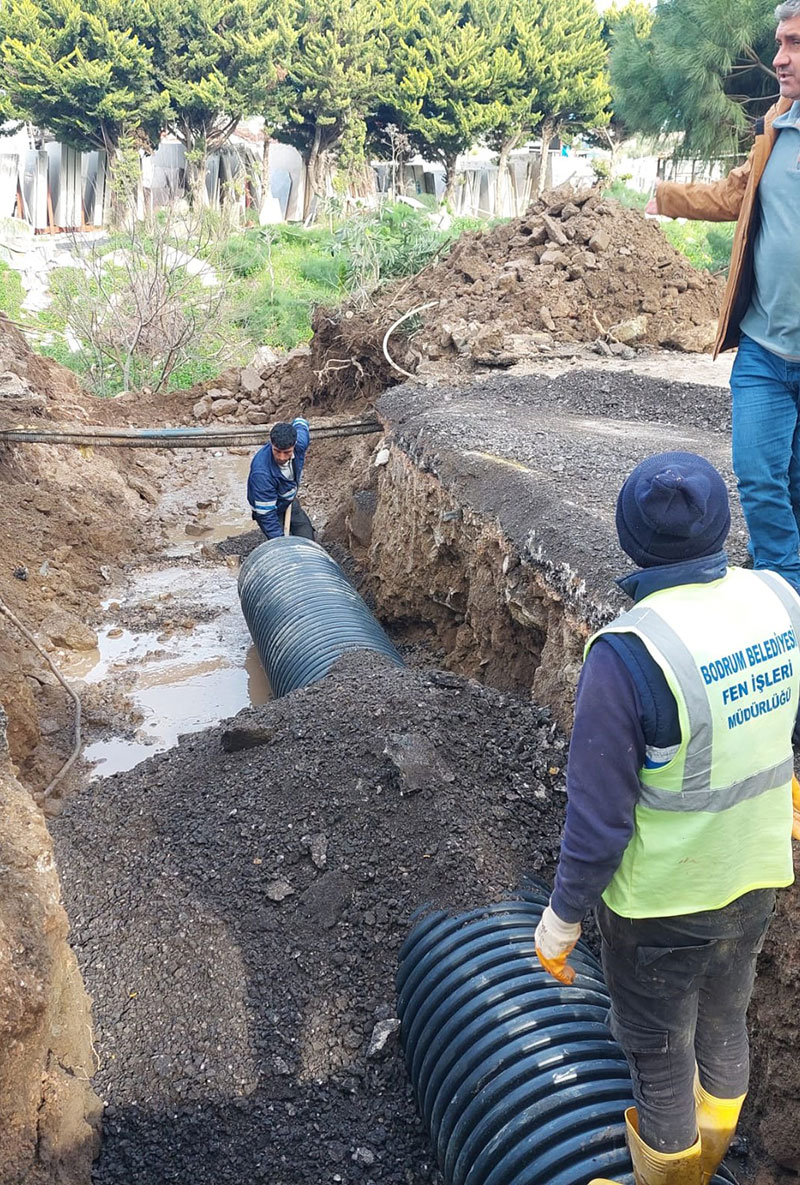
left=420, top=188, right=723, bottom=354
left=114, top=188, right=726, bottom=421
left=303, top=188, right=725, bottom=405
left=52, top=653, right=569, bottom=1185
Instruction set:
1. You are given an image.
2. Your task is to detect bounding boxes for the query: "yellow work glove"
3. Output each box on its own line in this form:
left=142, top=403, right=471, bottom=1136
left=792, top=775, right=800, bottom=842
left=535, top=903, right=582, bottom=985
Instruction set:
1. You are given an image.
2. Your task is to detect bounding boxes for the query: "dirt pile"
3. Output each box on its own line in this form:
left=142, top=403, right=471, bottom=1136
left=0, top=315, right=86, bottom=413
left=51, top=652, right=569, bottom=1185
left=417, top=187, right=724, bottom=359
left=301, top=187, right=725, bottom=405
left=149, top=187, right=727, bottom=421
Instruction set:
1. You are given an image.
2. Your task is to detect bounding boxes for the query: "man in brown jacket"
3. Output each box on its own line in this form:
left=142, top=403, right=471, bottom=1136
left=646, top=1, right=800, bottom=592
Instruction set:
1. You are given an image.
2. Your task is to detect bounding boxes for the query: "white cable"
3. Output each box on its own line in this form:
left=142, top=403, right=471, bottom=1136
left=382, top=300, right=439, bottom=382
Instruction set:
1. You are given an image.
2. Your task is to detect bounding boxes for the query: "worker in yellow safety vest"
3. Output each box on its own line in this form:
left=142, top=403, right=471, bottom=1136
left=535, top=451, right=800, bottom=1185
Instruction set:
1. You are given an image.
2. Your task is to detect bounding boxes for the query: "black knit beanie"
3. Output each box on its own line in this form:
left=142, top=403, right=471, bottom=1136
left=616, top=451, right=730, bottom=568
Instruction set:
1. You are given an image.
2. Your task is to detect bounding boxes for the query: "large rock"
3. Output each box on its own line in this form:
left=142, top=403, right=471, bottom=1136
left=659, top=320, right=718, bottom=353
left=0, top=708, right=101, bottom=1181
left=39, top=611, right=98, bottom=653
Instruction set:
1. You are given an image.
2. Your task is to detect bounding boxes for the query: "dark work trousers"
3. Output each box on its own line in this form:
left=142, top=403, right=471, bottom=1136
left=256, top=500, right=315, bottom=540
left=596, top=888, right=776, bottom=1154
left=287, top=499, right=314, bottom=539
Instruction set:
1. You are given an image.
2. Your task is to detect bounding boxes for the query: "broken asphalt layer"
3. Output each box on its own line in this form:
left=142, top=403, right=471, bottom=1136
left=378, top=368, right=745, bottom=630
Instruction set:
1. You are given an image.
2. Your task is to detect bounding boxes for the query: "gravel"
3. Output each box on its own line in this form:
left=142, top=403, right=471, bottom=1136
left=53, top=652, right=569, bottom=1184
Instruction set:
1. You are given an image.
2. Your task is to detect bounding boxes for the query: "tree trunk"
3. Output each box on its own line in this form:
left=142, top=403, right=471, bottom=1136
left=104, top=144, right=124, bottom=229
left=303, top=124, right=323, bottom=221
left=497, top=133, right=521, bottom=216
left=260, top=134, right=271, bottom=205
left=442, top=151, right=460, bottom=210
left=184, top=129, right=210, bottom=208
left=537, top=119, right=555, bottom=197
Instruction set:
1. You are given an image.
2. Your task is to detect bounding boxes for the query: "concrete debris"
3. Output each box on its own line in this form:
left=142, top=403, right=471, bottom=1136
left=265, top=878, right=294, bottom=902
left=366, top=1017, right=401, bottom=1059
left=300, top=832, right=328, bottom=869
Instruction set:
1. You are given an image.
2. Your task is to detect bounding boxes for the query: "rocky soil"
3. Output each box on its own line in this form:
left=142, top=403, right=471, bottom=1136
left=0, top=708, right=101, bottom=1182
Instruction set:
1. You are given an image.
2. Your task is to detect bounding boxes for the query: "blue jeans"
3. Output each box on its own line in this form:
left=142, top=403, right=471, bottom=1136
left=730, top=335, right=800, bottom=589
left=597, top=889, right=775, bottom=1153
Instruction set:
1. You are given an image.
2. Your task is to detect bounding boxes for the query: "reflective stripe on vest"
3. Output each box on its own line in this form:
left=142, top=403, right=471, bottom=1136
left=603, top=601, right=794, bottom=812
left=586, top=567, right=798, bottom=917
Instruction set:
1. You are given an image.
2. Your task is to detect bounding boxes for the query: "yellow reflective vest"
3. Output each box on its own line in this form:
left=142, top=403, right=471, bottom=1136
left=587, top=567, right=799, bottom=918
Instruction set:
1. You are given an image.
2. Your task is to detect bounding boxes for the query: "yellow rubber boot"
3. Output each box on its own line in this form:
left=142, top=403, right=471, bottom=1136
left=624, top=1108, right=703, bottom=1185
left=694, top=1075, right=746, bottom=1185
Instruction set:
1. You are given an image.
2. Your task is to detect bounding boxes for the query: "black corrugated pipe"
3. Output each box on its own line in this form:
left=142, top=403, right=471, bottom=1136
left=238, top=536, right=403, bottom=698
left=396, top=888, right=736, bottom=1185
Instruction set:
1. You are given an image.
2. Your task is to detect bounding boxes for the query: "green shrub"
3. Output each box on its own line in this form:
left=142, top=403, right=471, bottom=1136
left=218, top=231, right=270, bottom=277
left=0, top=262, right=25, bottom=321
left=237, top=284, right=317, bottom=349
left=334, top=201, right=456, bottom=297
left=298, top=253, right=346, bottom=291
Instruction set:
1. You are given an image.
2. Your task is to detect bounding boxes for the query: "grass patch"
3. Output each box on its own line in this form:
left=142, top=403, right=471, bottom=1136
left=661, top=220, right=735, bottom=274
left=606, top=180, right=649, bottom=210
left=232, top=228, right=345, bottom=349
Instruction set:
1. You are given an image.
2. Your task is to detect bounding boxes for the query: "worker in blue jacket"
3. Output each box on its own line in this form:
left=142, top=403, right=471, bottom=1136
left=247, top=417, right=314, bottom=541
left=534, top=452, right=800, bottom=1185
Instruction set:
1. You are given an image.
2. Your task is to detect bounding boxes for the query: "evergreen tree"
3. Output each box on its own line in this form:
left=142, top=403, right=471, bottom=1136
left=136, top=0, right=289, bottom=202
left=269, top=0, right=390, bottom=214
left=0, top=0, right=166, bottom=158
left=610, top=0, right=778, bottom=162
left=531, top=0, right=611, bottom=194
left=471, top=0, right=545, bottom=175
left=583, top=1, right=653, bottom=168
left=377, top=0, right=518, bottom=206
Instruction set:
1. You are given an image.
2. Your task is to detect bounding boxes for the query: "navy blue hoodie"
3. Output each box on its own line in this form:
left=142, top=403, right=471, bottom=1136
left=247, top=417, right=310, bottom=539
left=551, top=551, right=730, bottom=922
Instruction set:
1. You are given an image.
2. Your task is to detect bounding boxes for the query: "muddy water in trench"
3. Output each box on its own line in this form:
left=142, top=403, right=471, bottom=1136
left=70, top=452, right=269, bottom=777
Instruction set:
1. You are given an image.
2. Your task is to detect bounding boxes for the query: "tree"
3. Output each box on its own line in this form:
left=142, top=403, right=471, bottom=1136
left=531, top=0, right=611, bottom=194
left=0, top=0, right=166, bottom=159
left=582, top=1, right=653, bottom=172
left=610, top=0, right=778, bottom=162
left=269, top=0, right=390, bottom=216
left=470, top=0, right=545, bottom=190
left=136, top=0, right=289, bottom=203
left=376, top=0, right=517, bottom=207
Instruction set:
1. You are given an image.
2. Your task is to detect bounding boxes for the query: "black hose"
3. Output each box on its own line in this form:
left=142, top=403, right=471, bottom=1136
left=238, top=536, right=403, bottom=697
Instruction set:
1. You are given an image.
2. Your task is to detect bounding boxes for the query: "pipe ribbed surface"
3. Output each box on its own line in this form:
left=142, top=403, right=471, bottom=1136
left=238, top=536, right=403, bottom=698
left=397, top=889, right=735, bottom=1185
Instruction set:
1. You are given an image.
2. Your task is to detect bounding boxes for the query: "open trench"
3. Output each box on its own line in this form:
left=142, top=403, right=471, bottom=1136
left=18, top=367, right=799, bottom=1185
